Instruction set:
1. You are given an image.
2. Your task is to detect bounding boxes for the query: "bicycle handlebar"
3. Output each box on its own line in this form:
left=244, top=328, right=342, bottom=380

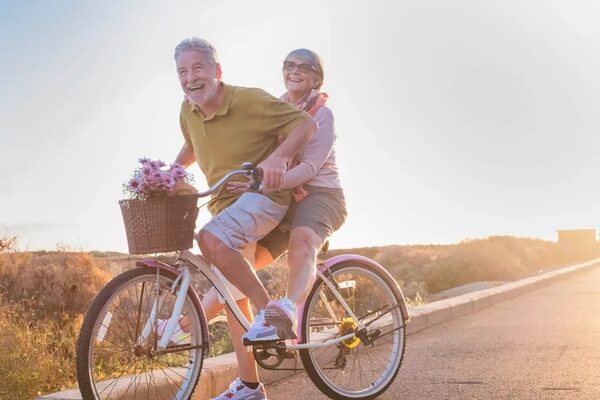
left=196, top=162, right=261, bottom=198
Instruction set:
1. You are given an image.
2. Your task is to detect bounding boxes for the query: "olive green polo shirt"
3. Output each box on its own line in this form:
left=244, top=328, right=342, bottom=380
left=180, top=83, right=310, bottom=215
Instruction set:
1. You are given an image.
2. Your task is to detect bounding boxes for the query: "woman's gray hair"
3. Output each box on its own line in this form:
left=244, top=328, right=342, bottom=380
left=285, top=48, right=325, bottom=90
left=174, top=37, right=219, bottom=66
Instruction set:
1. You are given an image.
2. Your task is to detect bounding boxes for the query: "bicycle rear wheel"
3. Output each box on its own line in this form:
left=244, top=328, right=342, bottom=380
left=299, top=261, right=406, bottom=400
left=76, top=266, right=208, bottom=400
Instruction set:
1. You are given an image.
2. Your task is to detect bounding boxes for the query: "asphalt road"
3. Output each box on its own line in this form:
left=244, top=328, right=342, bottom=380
left=266, top=266, right=600, bottom=399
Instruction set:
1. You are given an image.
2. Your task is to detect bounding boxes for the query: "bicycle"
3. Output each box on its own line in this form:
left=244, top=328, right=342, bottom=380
left=76, top=163, right=410, bottom=400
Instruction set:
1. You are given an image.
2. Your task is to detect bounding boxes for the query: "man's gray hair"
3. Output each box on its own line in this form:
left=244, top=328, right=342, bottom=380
left=174, top=37, right=219, bottom=65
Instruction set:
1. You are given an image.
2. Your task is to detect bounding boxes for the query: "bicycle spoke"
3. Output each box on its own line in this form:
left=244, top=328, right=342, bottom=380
left=80, top=268, right=205, bottom=400
left=301, top=263, right=406, bottom=398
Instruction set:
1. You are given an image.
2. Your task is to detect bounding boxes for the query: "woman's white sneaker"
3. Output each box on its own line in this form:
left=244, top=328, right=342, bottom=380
left=242, top=310, right=279, bottom=345
left=264, top=298, right=297, bottom=340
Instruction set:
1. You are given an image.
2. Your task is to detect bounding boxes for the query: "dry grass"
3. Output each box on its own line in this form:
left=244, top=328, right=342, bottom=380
left=0, top=234, right=598, bottom=398
left=0, top=251, right=111, bottom=400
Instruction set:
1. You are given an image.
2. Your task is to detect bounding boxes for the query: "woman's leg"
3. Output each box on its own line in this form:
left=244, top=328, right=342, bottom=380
left=286, top=226, right=322, bottom=305
left=201, top=287, right=225, bottom=321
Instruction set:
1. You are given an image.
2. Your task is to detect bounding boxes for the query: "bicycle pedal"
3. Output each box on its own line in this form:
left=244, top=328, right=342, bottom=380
left=243, top=338, right=279, bottom=347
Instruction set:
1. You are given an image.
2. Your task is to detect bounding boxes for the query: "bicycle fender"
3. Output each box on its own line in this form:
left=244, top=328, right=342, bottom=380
left=319, top=254, right=410, bottom=323
left=135, top=259, right=179, bottom=274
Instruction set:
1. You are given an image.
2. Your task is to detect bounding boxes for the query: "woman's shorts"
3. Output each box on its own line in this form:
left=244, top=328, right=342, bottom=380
left=259, top=185, right=347, bottom=259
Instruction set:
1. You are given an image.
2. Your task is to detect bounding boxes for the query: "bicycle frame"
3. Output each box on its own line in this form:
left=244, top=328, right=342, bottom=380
left=136, top=251, right=410, bottom=353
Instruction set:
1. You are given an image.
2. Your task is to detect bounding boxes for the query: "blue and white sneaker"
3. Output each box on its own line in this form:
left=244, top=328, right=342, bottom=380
left=212, top=377, right=266, bottom=400
left=264, top=297, right=297, bottom=341
left=242, top=310, right=279, bottom=345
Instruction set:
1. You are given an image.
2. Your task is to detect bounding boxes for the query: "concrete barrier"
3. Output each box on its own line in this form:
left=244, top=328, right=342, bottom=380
left=406, top=258, right=600, bottom=335
left=39, top=258, right=600, bottom=400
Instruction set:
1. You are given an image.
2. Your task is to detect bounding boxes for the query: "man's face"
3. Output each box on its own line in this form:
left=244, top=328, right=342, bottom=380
left=176, top=49, right=222, bottom=107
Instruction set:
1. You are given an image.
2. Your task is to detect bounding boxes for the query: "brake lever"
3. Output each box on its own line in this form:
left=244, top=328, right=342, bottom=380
left=241, top=162, right=263, bottom=191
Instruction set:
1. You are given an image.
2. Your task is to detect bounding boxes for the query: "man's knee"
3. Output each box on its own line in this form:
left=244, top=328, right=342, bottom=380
left=197, top=229, right=227, bottom=261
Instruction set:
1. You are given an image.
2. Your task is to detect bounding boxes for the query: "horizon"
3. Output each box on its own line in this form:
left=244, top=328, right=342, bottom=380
left=3, top=224, right=597, bottom=254
left=2, top=1, right=600, bottom=253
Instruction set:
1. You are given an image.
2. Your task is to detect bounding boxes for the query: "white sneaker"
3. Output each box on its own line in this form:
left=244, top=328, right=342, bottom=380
left=212, top=377, right=267, bottom=400
left=242, top=310, right=279, bottom=345
left=156, top=318, right=191, bottom=345
left=265, top=297, right=297, bottom=340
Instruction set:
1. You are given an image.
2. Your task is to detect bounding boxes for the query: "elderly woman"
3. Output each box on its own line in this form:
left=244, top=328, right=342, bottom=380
left=206, top=48, right=346, bottom=400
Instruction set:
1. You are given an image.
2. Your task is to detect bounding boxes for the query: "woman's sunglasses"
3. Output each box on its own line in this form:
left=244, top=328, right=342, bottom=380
left=283, top=60, right=317, bottom=74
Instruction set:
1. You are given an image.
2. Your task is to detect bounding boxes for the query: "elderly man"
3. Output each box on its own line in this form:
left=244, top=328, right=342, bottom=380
left=173, top=38, right=316, bottom=348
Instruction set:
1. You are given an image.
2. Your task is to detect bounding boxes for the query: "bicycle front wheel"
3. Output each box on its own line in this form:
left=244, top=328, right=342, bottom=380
left=76, top=266, right=208, bottom=400
left=299, top=261, right=406, bottom=400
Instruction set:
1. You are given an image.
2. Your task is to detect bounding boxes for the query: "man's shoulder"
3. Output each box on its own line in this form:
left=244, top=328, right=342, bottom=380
left=179, top=100, right=194, bottom=116
left=229, top=84, right=277, bottom=103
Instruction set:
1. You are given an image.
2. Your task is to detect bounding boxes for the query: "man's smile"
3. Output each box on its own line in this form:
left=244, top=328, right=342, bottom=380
left=189, top=83, right=205, bottom=92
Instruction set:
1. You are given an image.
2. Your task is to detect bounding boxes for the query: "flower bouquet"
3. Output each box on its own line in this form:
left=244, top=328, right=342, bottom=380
left=119, top=158, right=199, bottom=254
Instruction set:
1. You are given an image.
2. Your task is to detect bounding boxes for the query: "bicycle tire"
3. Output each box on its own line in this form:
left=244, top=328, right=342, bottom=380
left=76, top=266, right=208, bottom=400
left=299, top=261, right=407, bottom=400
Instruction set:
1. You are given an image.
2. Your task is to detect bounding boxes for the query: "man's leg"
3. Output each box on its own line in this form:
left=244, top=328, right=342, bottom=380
left=197, top=193, right=288, bottom=312
left=202, top=244, right=275, bottom=321
left=198, top=230, right=270, bottom=310
left=227, top=297, right=260, bottom=382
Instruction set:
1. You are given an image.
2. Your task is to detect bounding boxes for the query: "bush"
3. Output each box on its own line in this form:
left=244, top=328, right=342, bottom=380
left=0, top=252, right=111, bottom=321
left=0, top=250, right=111, bottom=399
left=0, top=302, right=78, bottom=400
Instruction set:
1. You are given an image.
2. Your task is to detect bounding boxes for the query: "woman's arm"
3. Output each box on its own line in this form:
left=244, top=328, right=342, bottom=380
left=281, top=107, right=335, bottom=189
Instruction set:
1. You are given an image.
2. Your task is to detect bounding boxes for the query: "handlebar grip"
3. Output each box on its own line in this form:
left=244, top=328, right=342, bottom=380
left=249, top=167, right=263, bottom=191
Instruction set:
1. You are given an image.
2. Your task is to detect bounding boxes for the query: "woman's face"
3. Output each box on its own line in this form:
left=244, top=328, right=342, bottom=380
left=283, top=56, right=319, bottom=98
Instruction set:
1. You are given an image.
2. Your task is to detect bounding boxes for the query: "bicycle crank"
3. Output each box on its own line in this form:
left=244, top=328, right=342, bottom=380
left=253, top=342, right=295, bottom=369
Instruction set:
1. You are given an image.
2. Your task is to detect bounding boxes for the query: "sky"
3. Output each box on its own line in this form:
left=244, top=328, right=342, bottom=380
left=1, top=0, right=600, bottom=252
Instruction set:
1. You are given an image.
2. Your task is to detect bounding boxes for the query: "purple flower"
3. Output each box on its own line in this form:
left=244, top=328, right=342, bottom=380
left=150, top=160, right=166, bottom=170
left=127, top=177, right=143, bottom=192
left=164, top=176, right=175, bottom=189
left=124, top=157, right=194, bottom=199
left=170, top=168, right=186, bottom=179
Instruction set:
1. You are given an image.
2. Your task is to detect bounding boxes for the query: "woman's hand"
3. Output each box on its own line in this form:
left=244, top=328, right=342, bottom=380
left=292, top=185, right=309, bottom=202
left=257, top=156, right=286, bottom=192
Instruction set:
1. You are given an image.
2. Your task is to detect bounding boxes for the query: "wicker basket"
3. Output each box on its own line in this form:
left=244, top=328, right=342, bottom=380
left=119, top=195, right=199, bottom=254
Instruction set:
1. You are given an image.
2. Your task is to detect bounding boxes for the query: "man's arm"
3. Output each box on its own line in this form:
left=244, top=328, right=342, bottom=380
left=175, top=143, right=195, bottom=168
left=258, top=117, right=317, bottom=191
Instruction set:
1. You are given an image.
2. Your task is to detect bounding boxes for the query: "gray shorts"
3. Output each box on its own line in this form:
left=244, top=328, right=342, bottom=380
left=259, top=185, right=347, bottom=259
left=201, top=192, right=288, bottom=251
left=201, top=192, right=288, bottom=302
